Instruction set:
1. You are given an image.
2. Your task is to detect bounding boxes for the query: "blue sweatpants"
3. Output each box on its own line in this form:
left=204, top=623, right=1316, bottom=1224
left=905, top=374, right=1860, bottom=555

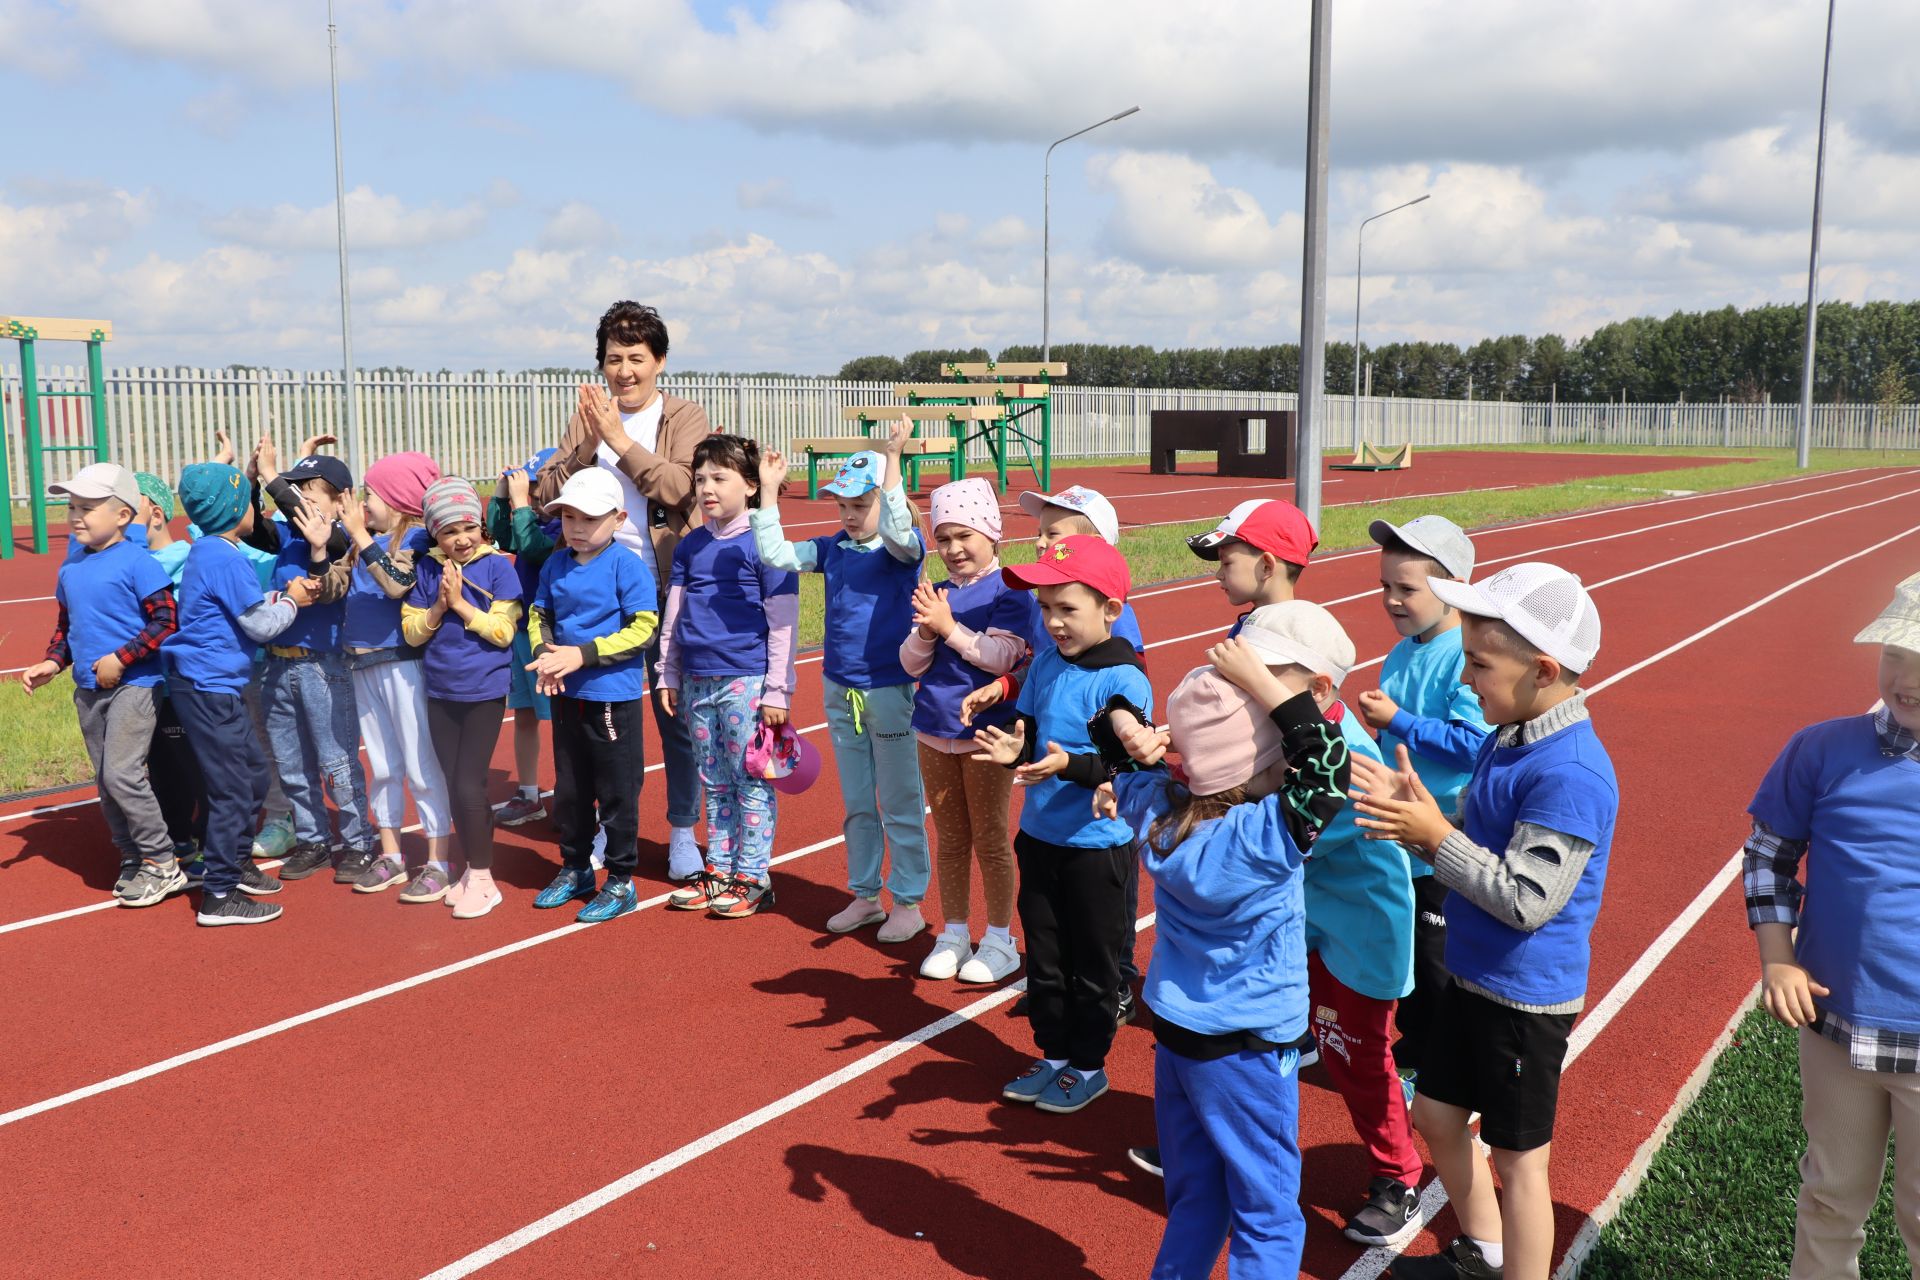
left=1152, top=1043, right=1305, bottom=1280
left=821, top=678, right=929, bottom=905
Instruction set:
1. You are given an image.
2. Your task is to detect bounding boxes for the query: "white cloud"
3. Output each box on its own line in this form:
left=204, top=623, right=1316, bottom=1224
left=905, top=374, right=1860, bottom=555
left=737, top=177, right=828, bottom=219
left=1091, top=151, right=1299, bottom=271
left=539, top=201, right=620, bottom=250
left=205, top=185, right=487, bottom=252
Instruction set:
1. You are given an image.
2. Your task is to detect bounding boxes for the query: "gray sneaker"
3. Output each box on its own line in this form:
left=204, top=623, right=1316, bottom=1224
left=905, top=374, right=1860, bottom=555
left=119, top=860, right=188, bottom=908
left=114, top=861, right=140, bottom=897
left=352, top=854, right=409, bottom=894
left=397, top=863, right=452, bottom=904
left=238, top=862, right=284, bottom=897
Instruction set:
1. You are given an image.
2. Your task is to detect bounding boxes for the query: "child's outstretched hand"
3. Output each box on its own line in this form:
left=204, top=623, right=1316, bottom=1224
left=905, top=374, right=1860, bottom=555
left=18, top=659, right=61, bottom=694
left=759, top=448, right=789, bottom=497
left=338, top=490, right=369, bottom=543
left=959, top=679, right=1004, bottom=727
left=1014, top=740, right=1070, bottom=786
left=290, top=501, right=332, bottom=554
left=911, top=580, right=954, bottom=639
left=296, top=433, right=337, bottom=460
left=971, top=720, right=1027, bottom=767
left=91, top=653, right=125, bottom=690
left=1349, top=745, right=1451, bottom=855
left=213, top=429, right=236, bottom=466
left=1762, top=959, right=1832, bottom=1028
left=1356, top=688, right=1399, bottom=731
left=1092, top=781, right=1118, bottom=821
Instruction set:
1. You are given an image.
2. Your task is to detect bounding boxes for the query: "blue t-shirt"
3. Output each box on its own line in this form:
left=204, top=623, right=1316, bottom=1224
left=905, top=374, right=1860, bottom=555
left=911, top=571, right=1036, bottom=739
left=342, top=527, right=431, bottom=652
left=1380, top=627, right=1492, bottom=880
left=63, top=519, right=147, bottom=564
left=1115, top=772, right=1309, bottom=1045
left=1446, top=716, right=1619, bottom=1007
left=56, top=538, right=173, bottom=690
left=809, top=532, right=923, bottom=690
left=533, top=543, right=658, bottom=701
left=670, top=525, right=798, bottom=680
left=271, top=536, right=345, bottom=652
left=1029, top=599, right=1145, bottom=657
left=1304, top=709, right=1415, bottom=1001
left=150, top=538, right=191, bottom=586
left=406, top=550, right=522, bottom=702
left=166, top=536, right=270, bottom=695
left=1749, top=715, right=1920, bottom=1033
left=1014, top=640, right=1153, bottom=848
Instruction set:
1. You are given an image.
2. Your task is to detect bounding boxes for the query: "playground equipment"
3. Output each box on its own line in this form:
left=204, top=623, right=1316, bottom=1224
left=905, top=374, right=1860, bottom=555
left=1, top=315, right=113, bottom=558
left=1148, top=409, right=1296, bottom=478
left=1330, top=440, right=1413, bottom=471
left=792, top=360, right=1061, bottom=498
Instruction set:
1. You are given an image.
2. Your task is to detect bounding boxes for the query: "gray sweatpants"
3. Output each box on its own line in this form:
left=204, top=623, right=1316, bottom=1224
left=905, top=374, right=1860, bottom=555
left=73, top=683, right=173, bottom=866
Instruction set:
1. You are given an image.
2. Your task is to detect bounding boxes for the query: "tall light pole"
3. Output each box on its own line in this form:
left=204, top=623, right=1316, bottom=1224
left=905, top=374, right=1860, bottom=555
left=1295, top=0, right=1332, bottom=529
left=327, top=0, right=363, bottom=478
left=1352, top=193, right=1430, bottom=449
left=1795, top=0, right=1837, bottom=470
left=1043, top=105, right=1139, bottom=362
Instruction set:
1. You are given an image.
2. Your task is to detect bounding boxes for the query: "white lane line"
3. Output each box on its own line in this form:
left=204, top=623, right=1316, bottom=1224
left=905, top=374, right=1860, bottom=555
left=0, top=594, right=55, bottom=606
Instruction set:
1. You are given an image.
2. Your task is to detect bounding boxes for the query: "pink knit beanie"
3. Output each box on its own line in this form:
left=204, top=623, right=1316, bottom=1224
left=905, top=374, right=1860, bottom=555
left=364, top=452, right=441, bottom=517
left=929, top=476, right=1002, bottom=542
left=1166, top=666, right=1289, bottom=797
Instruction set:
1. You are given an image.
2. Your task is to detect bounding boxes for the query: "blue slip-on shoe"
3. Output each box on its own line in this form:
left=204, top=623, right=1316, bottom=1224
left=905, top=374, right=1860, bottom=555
left=1035, top=1067, right=1108, bottom=1115
left=534, top=866, right=598, bottom=910
left=576, top=877, right=639, bottom=924
left=1001, top=1060, right=1062, bottom=1105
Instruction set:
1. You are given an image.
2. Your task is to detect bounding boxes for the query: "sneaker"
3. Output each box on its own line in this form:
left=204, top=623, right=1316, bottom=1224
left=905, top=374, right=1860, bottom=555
left=1002, top=1060, right=1062, bottom=1105
left=576, top=878, right=639, bottom=923
left=1388, top=1236, right=1502, bottom=1279
left=920, top=933, right=972, bottom=980
left=1128, top=1146, right=1163, bottom=1178
left=668, top=866, right=725, bottom=911
left=333, top=847, right=377, bottom=884
left=666, top=826, right=704, bottom=881
left=397, top=864, right=453, bottom=904
left=1298, top=1036, right=1321, bottom=1070
left=450, top=877, right=503, bottom=920
left=1346, top=1177, right=1422, bottom=1249
left=351, top=855, right=408, bottom=894
left=119, top=860, right=187, bottom=908
left=196, top=892, right=283, bottom=927
left=877, top=903, right=926, bottom=944
left=113, top=860, right=140, bottom=897
left=1036, top=1067, right=1109, bottom=1114
left=826, top=896, right=887, bottom=934
left=237, top=862, right=284, bottom=896
left=252, top=813, right=296, bottom=859
left=709, top=875, right=774, bottom=919
left=179, top=850, right=207, bottom=887
left=279, top=842, right=333, bottom=881
left=958, top=933, right=1021, bottom=984
left=534, top=866, right=599, bottom=909
left=1116, top=986, right=1138, bottom=1028
left=493, top=793, right=546, bottom=827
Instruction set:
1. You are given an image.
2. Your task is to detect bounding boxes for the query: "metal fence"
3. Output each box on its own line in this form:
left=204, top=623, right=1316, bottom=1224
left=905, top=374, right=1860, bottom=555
left=6, top=363, right=1919, bottom=500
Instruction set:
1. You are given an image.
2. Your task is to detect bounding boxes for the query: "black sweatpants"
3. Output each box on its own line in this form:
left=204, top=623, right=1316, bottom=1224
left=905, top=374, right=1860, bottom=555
left=169, top=680, right=269, bottom=899
left=550, top=695, right=645, bottom=878
left=427, top=696, right=506, bottom=871
left=1015, top=830, right=1134, bottom=1072
left=1393, top=873, right=1453, bottom=1075
left=150, top=693, right=207, bottom=849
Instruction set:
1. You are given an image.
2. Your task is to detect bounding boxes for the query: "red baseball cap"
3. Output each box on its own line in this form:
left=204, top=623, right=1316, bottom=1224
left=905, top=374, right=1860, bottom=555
left=1001, top=534, right=1132, bottom=603
left=1187, top=498, right=1317, bottom=565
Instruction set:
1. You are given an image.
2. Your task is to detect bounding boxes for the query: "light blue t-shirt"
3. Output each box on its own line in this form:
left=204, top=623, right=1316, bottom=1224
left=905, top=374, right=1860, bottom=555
left=1304, top=708, right=1415, bottom=1001
left=1380, top=626, right=1491, bottom=879
left=1014, top=640, right=1152, bottom=848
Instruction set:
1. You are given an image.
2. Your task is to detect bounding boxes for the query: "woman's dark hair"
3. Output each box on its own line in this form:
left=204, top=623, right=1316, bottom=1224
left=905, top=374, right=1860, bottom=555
left=1145, top=775, right=1249, bottom=856
left=595, top=301, right=670, bottom=365
left=692, top=433, right=765, bottom=508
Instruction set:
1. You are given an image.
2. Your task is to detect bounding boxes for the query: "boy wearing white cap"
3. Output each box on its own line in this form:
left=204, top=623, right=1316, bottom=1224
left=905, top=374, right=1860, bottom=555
left=1744, top=572, right=1920, bottom=1280
left=1351, top=562, right=1616, bottom=1280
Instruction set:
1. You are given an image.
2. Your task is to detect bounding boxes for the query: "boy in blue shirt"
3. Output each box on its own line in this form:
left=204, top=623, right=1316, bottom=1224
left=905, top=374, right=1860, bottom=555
left=1745, top=572, right=1920, bottom=1280
left=973, top=534, right=1152, bottom=1115
left=1351, top=562, right=1615, bottom=1280
left=525, top=468, right=660, bottom=924
left=1356, top=516, right=1492, bottom=1091
left=20, top=464, right=184, bottom=907
left=1186, top=497, right=1318, bottom=633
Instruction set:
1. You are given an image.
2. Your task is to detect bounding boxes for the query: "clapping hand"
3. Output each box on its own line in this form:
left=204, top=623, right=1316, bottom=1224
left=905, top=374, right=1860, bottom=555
left=959, top=679, right=1004, bottom=726
left=1349, top=745, right=1451, bottom=856
left=970, top=719, right=1028, bottom=767
left=1356, top=688, right=1399, bottom=731
left=911, top=580, right=954, bottom=639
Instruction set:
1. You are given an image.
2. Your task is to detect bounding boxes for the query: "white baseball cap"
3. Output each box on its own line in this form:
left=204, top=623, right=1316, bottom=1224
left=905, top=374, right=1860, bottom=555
left=1019, top=485, right=1119, bottom=546
left=1856, top=571, right=1920, bottom=655
left=1235, top=600, right=1357, bottom=685
left=550, top=467, right=625, bottom=518
left=1429, top=562, right=1602, bottom=674
left=1370, top=514, right=1475, bottom=580
left=50, top=462, right=140, bottom=512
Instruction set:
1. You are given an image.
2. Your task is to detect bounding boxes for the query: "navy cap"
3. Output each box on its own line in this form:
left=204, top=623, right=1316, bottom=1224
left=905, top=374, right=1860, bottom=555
left=284, top=454, right=353, bottom=492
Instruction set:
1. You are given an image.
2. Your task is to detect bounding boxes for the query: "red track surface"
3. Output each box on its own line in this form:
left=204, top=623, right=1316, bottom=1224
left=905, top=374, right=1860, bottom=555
left=1, top=456, right=1910, bottom=1280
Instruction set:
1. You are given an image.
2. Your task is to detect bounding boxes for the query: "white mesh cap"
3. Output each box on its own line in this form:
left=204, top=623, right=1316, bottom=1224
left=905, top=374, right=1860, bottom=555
left=1429, top=561, right=1602, bottom=673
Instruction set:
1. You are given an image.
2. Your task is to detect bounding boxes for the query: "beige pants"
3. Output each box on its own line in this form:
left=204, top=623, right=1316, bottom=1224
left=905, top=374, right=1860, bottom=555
left=1792, top=1028, right=1920, bottom=1279
left=918, top=742, right=1016, bottom=932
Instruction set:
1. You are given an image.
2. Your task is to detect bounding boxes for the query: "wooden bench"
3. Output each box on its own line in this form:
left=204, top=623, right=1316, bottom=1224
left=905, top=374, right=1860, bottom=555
left=891, top=382, right=1055, bottom=400
left=789, top=434, right=963, bottom=498
left=940, top=360, right=1067, bottom=380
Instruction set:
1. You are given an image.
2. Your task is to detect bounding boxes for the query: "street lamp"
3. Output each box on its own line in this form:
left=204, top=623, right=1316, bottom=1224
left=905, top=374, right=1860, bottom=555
left=327, top=0, right=362, bottom=478
left=1043, top=106, right=1140, bottom=362
left=1351, top=193, right=1430, bottom=449
left=1795, top=0, right=1837, bottom=470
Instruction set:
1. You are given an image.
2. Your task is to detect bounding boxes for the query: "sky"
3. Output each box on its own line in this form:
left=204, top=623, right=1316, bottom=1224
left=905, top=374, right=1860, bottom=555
left=1, top=0, right=1916, bottom=374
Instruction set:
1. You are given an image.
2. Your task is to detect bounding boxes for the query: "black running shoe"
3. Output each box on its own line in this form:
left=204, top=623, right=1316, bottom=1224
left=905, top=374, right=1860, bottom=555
left=278, top=842, right=333, bottom=881
left=1345, top=1176, right=1421, bottom=1248
left=1116, top=986, right=1137, bottom=1028
left=1389, top=1236, right=1502, bottom=1279
left=1127, top=1146, right=1163, bottom=1178
left=238, top=862, right=284, bottom=896
left=333, top=847, right=377, bottom=884
left=196, top=892, right=284, bottom=927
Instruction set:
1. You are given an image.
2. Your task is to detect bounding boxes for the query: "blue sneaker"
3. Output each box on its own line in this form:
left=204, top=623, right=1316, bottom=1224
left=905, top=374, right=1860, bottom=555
left=1035, top=1067, right=1108, bottom=1114
left=534, top=866, right=598, bottom=909
left=1001, top=1060, right=1061, bottom=1105
left=576, top=877, right=639, bottom=923
left=1401, top=1070, right=1418, bottom=1109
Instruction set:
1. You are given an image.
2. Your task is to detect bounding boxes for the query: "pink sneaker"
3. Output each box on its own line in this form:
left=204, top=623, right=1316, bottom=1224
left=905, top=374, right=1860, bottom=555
left=826, top=896, right=886, bottom=934
left=443, top=868, right=472, bottom=912
left=877, top=903, right=927, bottom=944
left=452, top=873, right=502, bottom=919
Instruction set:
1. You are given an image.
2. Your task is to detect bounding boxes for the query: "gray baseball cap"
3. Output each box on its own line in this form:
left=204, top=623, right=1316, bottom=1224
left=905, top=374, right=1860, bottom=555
left=50, top=462, right=141, bottom=512
left=1370, top=514, right=1475, bottom=580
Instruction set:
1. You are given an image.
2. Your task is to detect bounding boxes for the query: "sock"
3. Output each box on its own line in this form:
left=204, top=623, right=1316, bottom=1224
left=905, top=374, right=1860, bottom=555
left=944, top=921, right=971, bottom=943
left=986, top=924, right=1013, bottom=945
left=1076, top=1067, right=1105, bottom=1082
left=1470, top=1238, right=1504, bottom=1268
left=1043, top=1058, right=1069, bottom=1071
left=428, top=859, right=449, bottom=874
left=519, top=784, right=539, bottom=801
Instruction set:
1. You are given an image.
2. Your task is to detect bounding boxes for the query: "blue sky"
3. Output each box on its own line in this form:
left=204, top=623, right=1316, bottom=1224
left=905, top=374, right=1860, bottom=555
left=2, top=0, right=1916, bottom=374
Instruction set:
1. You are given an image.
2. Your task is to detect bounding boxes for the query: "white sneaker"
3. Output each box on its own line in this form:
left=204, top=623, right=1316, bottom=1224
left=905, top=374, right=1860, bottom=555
left=590, top=825, right=607, bottom=871
left=920, top=933, right=972, bottom=980
left=957, top=933, right=1021, bottom=983
left=666, top=826, right=704, bottom=881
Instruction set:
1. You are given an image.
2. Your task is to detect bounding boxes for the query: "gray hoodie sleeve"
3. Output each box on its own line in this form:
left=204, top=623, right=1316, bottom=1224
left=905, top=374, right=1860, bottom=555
left=1432, top=822, right=1594, bottom=933
left=238, top=596, right=298, bottom=644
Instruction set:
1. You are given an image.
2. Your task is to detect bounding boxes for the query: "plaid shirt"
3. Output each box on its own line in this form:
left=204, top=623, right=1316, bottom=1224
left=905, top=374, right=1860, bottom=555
left=1743, top=707, right=1920, bottom=1072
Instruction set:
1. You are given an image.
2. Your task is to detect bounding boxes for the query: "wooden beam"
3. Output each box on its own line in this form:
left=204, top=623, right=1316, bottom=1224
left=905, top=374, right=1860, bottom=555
left=893, top=382, right=1054, bottom=399
left=839, top=404, right=1006, bottom=422
left=939, top=361, right=1065, bottom=379
left=792, top=436, right=958, bottom=454
left=0, top=315, right=113, bottom=343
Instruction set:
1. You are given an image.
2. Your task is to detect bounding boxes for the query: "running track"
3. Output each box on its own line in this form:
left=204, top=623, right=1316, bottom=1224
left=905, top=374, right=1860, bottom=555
left=1, top=460, right=1910, bottom=1279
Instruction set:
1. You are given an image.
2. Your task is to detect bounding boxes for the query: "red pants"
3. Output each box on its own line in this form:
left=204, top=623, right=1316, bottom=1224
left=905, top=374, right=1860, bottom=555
left=1309, top=951, right=1424, bottom=1186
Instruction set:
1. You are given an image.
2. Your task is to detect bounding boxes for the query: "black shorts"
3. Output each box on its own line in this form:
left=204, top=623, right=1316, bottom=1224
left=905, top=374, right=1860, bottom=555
left=1414, top=982, right=1575, bottom=1152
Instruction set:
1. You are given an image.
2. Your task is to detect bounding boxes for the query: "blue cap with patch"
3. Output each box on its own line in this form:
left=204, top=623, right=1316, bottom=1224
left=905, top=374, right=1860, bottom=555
left=821, top=450, right=885, bottom=498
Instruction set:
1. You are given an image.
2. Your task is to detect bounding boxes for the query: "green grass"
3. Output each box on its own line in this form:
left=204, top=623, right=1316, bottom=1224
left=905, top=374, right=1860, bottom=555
left=1582, top=1003, right=1909, bottom=1278
left=0, top=670, right=88, bottom=796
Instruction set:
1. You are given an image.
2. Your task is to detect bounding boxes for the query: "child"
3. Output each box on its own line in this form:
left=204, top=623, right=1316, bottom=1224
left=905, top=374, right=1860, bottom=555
left=1099, top=631, right=1352, bottom=1280
left=1350, top=562, right=1614, bottom=1280
left=657, top=434, right=799, bottom=919
left=1018, top=485, right=1147, bottom=652
left=264, top=453, right=374, bottom=882
left=520, top=467, right=660, bottom=922
left=160, top=463, right=320, bottom=925
left=337, top=451, right=455, bottom=898
left=132, top=471, right=207, bottom=865
left=19, top=464, right=185, bottom=906
left=899, top=477, right=1036, bottom=981
left=402, top=478, right=524, bottom=918
left=1186, top=497, right=1317, bottom=629
left=1355, top=516, right=1491, bottom=1093
left=753, top=422, right=931, bottom=942
left=1744, top=572, right=1920, bottom=1280
left=490, top=448, right=560, bottom=828
left=972, top=534, right=1151, bottom=1114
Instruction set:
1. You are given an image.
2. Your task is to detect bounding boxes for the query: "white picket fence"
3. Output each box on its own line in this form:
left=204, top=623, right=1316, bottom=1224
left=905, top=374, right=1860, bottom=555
left=5, top=364, right=1919, bottom=501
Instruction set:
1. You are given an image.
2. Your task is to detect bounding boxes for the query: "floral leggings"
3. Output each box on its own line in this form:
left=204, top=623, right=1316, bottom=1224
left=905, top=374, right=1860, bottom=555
left=684, top=674, right=777, bottom=883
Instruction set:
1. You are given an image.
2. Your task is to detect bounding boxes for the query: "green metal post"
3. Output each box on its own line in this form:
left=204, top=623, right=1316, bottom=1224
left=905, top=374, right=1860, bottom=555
left=0, top=353, right=11, bottom=560
left=87, top=335, right=108, bottom=461
left=20, top=336, right=47, bottom=555
left=1038, top=397, right=1052, bottom=490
